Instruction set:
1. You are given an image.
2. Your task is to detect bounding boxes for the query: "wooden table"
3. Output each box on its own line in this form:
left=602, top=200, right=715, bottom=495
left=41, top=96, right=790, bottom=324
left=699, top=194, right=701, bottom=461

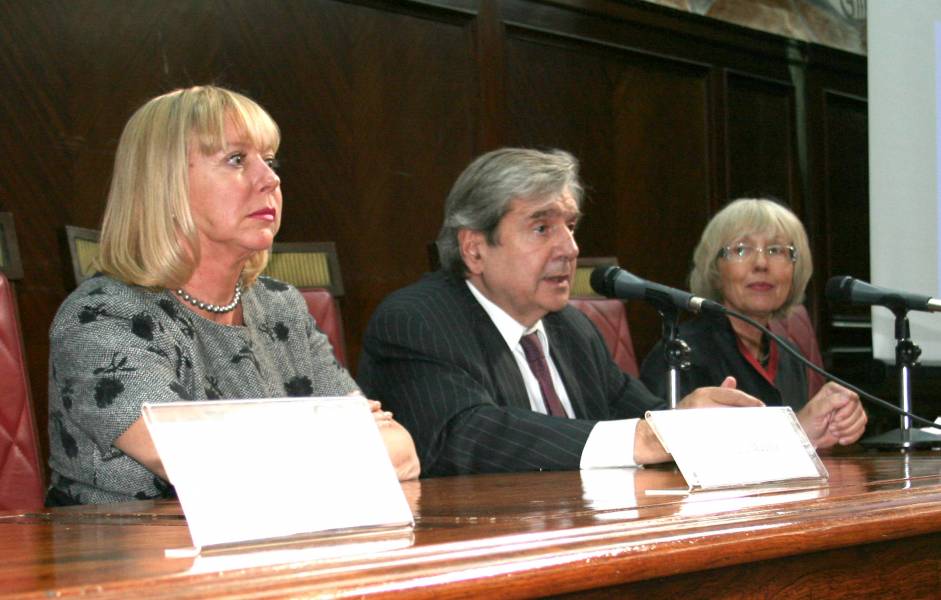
left=4, top=452, right=941, bottom=598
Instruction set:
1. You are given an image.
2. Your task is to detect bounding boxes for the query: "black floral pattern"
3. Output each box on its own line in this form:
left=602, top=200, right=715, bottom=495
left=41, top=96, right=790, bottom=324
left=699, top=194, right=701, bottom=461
left=172, top=344, right=192, bottom=380
left=157, top=298, right=178, bottom=319
left=46, top=477, right=83, bottom=506
left=78, top=304, right=108, bottom=324
left=284, top=375, right=313, bottom=397
left=52, top=412, right=78, bottom=459
left=205, top=376, right=223, bottom=399
left=169, top=380, right=191, bottom=400
left=232, top=343, right=260, bottom=372
left=259, top=321, right=290, bottom=342
left=134, top=478, right=175, bottom=500
left=92, top=352, right=136, bottom=376
left=158, top=298, right=194, bottom=339
left=131, top=312, right=155, bottom=340
left=60, top=380, right=75, bottom=410
left=47, top=274, right=359, bottom=504
left=94, top=377, right=125, bottom=408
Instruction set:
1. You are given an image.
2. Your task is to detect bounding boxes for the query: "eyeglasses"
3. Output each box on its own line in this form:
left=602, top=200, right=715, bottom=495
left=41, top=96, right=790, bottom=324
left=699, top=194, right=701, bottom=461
left=718, top=243, right=797, bottom=263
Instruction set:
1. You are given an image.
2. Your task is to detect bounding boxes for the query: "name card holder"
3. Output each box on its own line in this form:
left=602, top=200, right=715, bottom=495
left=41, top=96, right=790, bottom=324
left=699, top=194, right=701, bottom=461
left=143, top=396, right=414, bottom=555
left=644, top=406, right=828, bottom=492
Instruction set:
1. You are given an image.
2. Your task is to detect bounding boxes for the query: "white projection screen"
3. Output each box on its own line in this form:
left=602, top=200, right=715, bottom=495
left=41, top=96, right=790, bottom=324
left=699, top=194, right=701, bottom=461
left=869, top=1, right=941, bottom=365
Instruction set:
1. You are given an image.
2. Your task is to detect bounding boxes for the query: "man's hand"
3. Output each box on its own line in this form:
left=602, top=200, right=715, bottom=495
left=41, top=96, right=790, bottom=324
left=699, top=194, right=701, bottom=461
left=797, top=382, right=867, bottom=449
left=677, top=376, right=766, bottom=410
left=633, top=377, right=765, bottom=464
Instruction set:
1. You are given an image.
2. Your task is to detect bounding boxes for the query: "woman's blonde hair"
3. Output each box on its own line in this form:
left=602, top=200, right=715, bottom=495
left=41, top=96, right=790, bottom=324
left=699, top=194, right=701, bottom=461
left=689, top=198, right=813, bottom=319
left=97, top=85, right=281, bottom=288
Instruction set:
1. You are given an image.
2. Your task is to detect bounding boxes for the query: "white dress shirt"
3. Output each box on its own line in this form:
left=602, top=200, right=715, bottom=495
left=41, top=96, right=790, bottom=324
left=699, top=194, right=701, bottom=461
left=466, top=281, right=639, bottom=468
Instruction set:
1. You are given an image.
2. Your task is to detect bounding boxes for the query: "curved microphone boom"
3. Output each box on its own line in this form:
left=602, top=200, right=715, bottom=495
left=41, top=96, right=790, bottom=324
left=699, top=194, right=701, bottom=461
left=589, top=265, right=725, bottom=315
left=588, top=266, right=938, bottom=428
left=826, top=275, right=941, bottom=313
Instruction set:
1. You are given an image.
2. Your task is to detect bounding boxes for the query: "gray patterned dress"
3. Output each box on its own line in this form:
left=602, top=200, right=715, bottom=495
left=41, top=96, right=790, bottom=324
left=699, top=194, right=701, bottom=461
left=47, top=274, right=358, bottom=505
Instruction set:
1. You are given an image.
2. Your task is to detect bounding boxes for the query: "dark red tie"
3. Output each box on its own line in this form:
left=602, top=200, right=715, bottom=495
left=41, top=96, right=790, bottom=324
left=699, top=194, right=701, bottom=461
left=519, top=333, right=567, bottom=417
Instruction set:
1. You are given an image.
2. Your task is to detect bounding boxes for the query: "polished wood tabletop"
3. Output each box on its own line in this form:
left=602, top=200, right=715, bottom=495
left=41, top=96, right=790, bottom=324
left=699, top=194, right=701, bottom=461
left=4, top=451, right=941, bottom=598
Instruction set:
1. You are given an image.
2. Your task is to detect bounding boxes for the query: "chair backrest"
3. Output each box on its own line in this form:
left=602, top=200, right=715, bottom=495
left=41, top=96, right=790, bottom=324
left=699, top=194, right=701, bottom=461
left=65, top=225, right=101, bottom=286
left=569, top=297, right=640, bottom=377
left=571, top=256, right=617, bottom=298
left=770, top=304, right=825, bottom=399
left=569, top=256, right=639, bottom=376
left=0, top=271, right=44, bottom=510
left=264, top=242, right=347, bottom=367
left=265, top=242, right=344, bottom=297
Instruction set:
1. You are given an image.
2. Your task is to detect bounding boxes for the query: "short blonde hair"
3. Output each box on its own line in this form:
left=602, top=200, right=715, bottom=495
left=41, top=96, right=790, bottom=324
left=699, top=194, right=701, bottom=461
left=689, top=198, right=813, bottom=319
left=97, top=85, right=281, bottom=288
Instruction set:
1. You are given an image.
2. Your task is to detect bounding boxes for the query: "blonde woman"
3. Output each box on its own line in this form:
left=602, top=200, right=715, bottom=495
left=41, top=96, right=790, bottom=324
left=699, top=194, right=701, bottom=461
left=48, top=86, right=417, bottom=505
left=640, top=198, right=867, bottom=448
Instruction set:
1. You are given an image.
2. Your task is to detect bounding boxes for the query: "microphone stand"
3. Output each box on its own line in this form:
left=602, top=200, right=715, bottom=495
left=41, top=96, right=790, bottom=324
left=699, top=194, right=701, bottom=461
left=861, top=308, right=941, bottom=449
left=657, top=305, right=691, bottom=409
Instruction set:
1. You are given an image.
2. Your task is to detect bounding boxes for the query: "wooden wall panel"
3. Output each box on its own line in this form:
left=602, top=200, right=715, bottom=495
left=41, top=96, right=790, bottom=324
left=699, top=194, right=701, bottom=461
left=0, top=0, right=871, bottom=481
left=610, top=62, right=713, bottom=358
left=220, top=2, right=479, bottom=364
left=501, top=26, right=714, bottom=358
left=820, top=92, right=869, bottom=293
left=725, top=73, right=799, bottom=206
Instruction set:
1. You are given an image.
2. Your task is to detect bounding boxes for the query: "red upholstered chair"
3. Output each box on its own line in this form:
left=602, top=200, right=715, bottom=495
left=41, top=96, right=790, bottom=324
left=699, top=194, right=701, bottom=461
left=265, top=242, right=347, bottom=367
left=65, top=225, right=100, bottom=286
left=569, top=297, right=639, bottom=377
left=299, top=289, right=347, bottom=366
left=569, top=257, right=640, bottom=377
left=0, top=252, right=44, bottom=510
left=770, top=304, right=825, bottom=399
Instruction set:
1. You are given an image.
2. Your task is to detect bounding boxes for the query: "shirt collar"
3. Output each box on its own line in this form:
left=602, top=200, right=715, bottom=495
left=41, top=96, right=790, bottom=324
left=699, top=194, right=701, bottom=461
left=465, top=280, right=548, bottom=350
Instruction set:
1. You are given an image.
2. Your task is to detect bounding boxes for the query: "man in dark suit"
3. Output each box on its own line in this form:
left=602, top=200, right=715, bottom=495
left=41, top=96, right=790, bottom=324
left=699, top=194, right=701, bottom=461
left=358, top=148, right=857, bottom=476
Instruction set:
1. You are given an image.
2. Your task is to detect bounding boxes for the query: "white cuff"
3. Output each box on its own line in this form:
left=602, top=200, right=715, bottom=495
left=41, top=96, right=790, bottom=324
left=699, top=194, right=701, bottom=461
left=579, top=419, right=640, bottom=469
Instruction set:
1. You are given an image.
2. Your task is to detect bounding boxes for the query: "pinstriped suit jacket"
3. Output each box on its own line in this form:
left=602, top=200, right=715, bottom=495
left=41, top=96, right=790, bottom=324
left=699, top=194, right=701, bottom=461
left=357, top=270, right=664, bottom=477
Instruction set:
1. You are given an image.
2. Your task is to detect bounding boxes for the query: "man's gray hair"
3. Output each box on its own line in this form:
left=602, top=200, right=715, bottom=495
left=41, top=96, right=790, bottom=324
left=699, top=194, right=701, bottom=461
left=436, top=147, right=583, bottom=275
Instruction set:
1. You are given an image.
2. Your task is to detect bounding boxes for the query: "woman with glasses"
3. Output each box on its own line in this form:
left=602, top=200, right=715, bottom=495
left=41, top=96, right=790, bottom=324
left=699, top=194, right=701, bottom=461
left=640, top=198, right=867, bottom=447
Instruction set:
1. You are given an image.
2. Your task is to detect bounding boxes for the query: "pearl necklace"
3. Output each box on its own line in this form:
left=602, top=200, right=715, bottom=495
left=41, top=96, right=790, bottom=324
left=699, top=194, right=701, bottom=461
left=174, top=279, right=243, bottom=314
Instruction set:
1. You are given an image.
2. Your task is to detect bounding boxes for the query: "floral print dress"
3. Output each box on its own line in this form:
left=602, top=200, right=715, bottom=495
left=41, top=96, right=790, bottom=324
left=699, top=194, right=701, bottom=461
left=47, top=275, right=358, bottom=505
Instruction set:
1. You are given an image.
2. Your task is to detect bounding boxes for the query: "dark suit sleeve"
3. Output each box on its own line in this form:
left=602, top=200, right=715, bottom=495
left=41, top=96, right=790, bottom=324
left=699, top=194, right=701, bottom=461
left=358, top=299, right=597, bottom=477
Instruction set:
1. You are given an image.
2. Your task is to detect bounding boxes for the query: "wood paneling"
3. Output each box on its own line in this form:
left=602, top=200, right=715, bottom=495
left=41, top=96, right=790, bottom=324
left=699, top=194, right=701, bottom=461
left=0, top=0, right=870, bottom=479
left=820, top=92, right=870, bottom=303
left=726, top=72, right=799, bottom=205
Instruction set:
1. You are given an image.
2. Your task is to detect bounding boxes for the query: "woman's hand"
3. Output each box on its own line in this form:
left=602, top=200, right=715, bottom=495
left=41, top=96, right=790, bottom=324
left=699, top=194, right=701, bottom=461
left=797, top=382, right=867, bottom=449
left=369, top=400, right=420, bottom=480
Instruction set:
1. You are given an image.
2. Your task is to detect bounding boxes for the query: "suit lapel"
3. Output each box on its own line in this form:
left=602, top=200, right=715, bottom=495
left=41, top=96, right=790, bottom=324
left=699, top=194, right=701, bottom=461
left=454, top=277, right=532, bottom=411
left=545, top=312, right=589, bottom=418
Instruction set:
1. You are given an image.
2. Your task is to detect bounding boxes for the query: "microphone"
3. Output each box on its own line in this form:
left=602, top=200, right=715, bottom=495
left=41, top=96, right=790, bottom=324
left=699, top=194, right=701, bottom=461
left=825, top=276, right=941, bottom=313
left=590, top=266, right=725, bottom=314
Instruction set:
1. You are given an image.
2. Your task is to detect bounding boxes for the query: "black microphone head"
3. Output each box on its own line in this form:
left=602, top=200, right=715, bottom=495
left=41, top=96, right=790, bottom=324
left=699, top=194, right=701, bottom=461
left=825, top=275, right=854, bottom=303
left=590, top=265, right=619, bottom=298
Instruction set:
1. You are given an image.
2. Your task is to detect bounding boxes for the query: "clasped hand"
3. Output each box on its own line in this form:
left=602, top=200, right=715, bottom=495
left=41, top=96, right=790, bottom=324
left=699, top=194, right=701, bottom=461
left=682, top=377, right=867, bottom=448
left=635, top=376, right=867, bottom=464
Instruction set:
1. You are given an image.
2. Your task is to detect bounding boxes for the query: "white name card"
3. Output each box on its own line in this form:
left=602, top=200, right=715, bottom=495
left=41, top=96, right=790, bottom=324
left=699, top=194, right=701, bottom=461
left=143, top=397, right=414, bottom=552
left=644, top=406, right=828, bottom=491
